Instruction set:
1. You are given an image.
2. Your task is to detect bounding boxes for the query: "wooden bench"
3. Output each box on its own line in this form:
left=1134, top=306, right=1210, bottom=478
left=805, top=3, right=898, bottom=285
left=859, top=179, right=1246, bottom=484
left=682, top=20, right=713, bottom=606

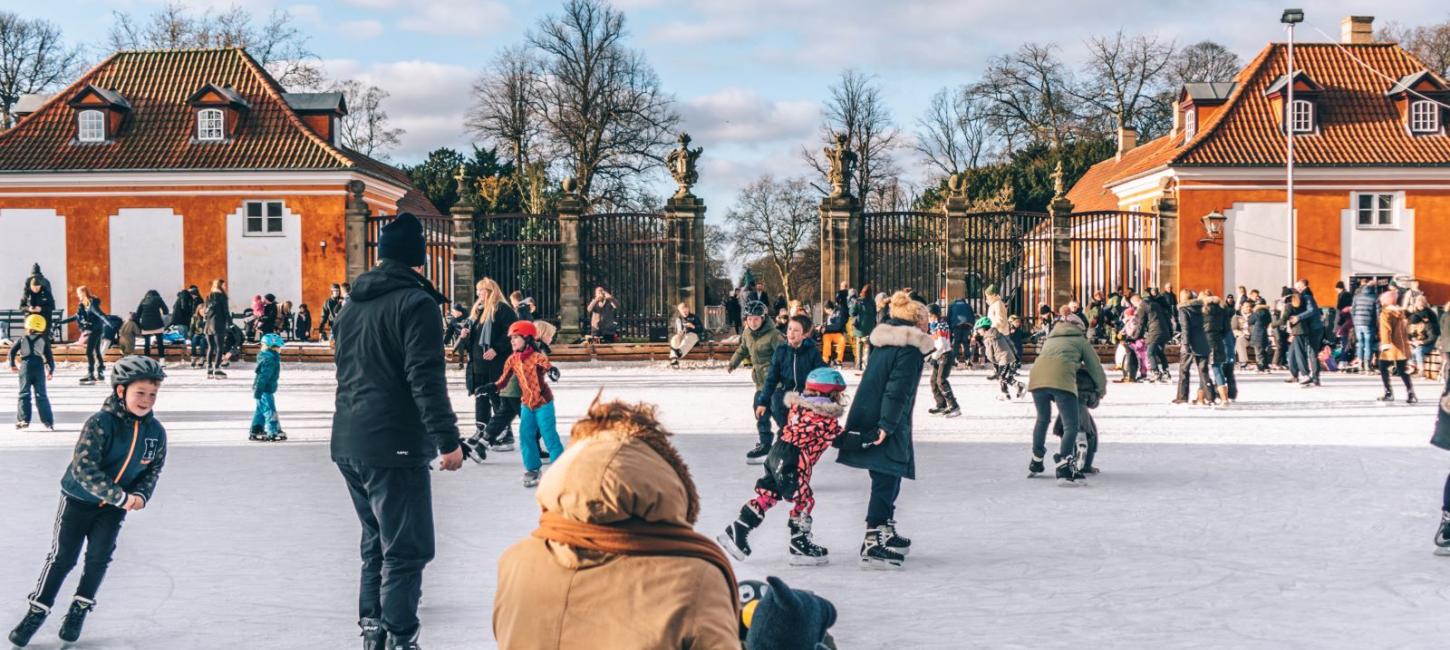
left=0, top=309, right=65, bottom=342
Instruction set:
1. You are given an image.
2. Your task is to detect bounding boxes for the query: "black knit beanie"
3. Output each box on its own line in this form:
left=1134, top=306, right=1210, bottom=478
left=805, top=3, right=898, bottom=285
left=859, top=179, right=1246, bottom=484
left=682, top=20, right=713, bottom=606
left=378, top=212, right=427, bottom=267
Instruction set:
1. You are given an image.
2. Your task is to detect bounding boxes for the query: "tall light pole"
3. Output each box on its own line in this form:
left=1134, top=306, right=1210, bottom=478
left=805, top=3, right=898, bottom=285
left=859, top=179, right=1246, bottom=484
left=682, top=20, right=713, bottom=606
left=1282, top=8, right=1304, bottom=287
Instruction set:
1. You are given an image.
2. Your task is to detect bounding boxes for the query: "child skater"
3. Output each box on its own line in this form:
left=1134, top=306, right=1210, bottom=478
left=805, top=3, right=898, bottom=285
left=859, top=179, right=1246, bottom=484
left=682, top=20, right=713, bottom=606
left=8, top=356, right=167, bottom=648
left=719, top=367, right=847, bottom=566
left=977, top=317, right=1025, bottom=400
left=9, top=314, right=55, bottom=430
left=926, top=304, right=960, bottom=417
left=249, top=333, right=285, bottom=441
left=496, top=320, right=564, bottom=487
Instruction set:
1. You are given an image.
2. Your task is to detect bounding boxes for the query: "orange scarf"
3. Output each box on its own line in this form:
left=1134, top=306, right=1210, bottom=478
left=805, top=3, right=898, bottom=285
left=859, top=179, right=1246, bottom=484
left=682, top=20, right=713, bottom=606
left=533, top=511, right=740, bottom=616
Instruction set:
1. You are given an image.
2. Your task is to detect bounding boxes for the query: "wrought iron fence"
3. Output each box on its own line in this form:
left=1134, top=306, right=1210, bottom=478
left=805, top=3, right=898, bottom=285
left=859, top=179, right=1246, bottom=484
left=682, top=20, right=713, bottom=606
left=579, top=212, right=673, bottom=340
left=860, top=211, right=946, bottom=301
left=474, top=213, right=562, bottom=323
left=1066, top=210, right=1162, bottom=305
left=960, top=211, right=1052, bottom=318
left=365, top=214, right=454, bottom=298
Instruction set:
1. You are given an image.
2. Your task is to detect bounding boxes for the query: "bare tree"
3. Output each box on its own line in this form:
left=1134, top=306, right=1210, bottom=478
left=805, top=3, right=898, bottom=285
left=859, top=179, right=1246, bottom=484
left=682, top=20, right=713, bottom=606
left=1074, top=30, right=1175, bottom=134
left=527, top=0, right=679, bottom=207
left=0, top=12, right=83, bottom=128
left=1171, top=41, right=1242, bottom=85
left=466, top=46, right=546, bottom=171
left=108, top=2, right=323, bottom=89
left=728, top=176, right=818, bottom=303
left=1380, top=20, right=1450, bottom=77
left=802, top=69, right=899, bottom=207
left=334, top=79, right=404, bottom=159
left=977, top=43, right=1080, bottom=152
left=914, top=85, right=995, bottom=178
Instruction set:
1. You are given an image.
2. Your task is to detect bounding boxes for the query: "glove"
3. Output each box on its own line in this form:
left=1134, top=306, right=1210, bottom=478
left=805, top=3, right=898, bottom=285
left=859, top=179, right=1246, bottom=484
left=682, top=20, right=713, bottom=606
left=546, top=367, right=561, bottom=382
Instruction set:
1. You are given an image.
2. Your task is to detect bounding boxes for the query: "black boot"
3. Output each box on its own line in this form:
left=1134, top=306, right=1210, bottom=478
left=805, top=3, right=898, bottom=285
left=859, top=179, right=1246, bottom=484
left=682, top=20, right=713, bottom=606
left=745, top=442, right=770, bottom=465
left=360, top=617, right=386, bottom=650
left=488, top=429, right=516, bottom=452
left=717, top=502, right=764, bottom=561
left=1407, top=390, right=1419, bottom=405
left=1054, top=453, right=1084, bottom=487
left=788, top=515, right=829, bottom=566
left=1435, top=511, right=1450, bottom=557
left=1378, top=391, right=1395, bottom=402
left=1028, top=454, right=1045, bottom=477
left=7, top=602, right=47, bottom=648
left=57, top=597, right=93, bottom=643
left=859, top=526, right=905, bottom=570
left=388, top=627, right=421, bottom=650
left=248, top=425, right=268, bottom=441
left=882, top=519, right=912, bottom=557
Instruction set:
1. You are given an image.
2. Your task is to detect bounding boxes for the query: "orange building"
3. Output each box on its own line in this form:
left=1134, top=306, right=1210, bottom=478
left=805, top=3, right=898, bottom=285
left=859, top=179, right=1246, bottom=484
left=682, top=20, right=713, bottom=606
left=0, top=48, right=438, bottom=325
left=1067, top=16, right=1450, bottom=301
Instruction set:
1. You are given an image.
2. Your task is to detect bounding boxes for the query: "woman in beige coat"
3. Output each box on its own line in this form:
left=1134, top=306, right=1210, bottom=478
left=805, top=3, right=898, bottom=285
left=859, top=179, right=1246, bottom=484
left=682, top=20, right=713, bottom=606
left=1377, top=291, right=1417, bottom=403
left=493, top=397, right=739, bottom=649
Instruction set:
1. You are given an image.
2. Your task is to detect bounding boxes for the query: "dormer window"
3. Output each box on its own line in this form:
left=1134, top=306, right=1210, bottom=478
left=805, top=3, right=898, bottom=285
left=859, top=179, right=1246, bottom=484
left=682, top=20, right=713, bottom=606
left=77, top=110, right=106, bottom=142
left=1410, top=100, right=1440, bottom=133
left=197, top=108, right=225, bottom=141
left=1183, top=106, right=1197, bottom=139
left=1290, top=100, right=1315, bottom=133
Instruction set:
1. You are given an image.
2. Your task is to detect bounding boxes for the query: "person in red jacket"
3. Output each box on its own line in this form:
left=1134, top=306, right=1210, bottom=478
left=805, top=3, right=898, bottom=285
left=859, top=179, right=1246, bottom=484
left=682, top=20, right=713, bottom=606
left=496, top=320, right=564, bottom=488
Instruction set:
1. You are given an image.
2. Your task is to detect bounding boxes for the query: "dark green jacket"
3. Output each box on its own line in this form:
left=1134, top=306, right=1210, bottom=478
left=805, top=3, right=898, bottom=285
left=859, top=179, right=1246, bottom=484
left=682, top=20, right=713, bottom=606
left=1027, top=322, right=1107, bottom=398
left=729, top=323, right=784, bottom=390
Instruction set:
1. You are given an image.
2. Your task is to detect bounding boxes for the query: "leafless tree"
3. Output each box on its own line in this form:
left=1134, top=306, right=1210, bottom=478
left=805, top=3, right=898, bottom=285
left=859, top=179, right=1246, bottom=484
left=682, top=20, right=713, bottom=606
left=108, top=2, right=323, bottom=89
left=0, top=12, right=83, bottom=128
left=1074, top=30, right=1175, bottom=134
left=977, top=43, right=1080, bottom=152
left=914, top=85, right=996, bottom=178
left=527, top=0, right=679, bottom=207
left=802, top=69, right=899, bottom=205
left=727, top=176, right=818, bottom=303
left=466, top=46, right=546, bottom=171
left=1380, top=20, right=1450, bottom=77
left=1171, top=41, right=1242, bottom=85
left=333, top=79, right=404, bottom=159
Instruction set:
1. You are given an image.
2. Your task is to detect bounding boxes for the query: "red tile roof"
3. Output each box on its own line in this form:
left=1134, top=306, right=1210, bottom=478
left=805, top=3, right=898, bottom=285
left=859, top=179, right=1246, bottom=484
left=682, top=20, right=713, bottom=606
left=0, top=48, right=439, bottom=216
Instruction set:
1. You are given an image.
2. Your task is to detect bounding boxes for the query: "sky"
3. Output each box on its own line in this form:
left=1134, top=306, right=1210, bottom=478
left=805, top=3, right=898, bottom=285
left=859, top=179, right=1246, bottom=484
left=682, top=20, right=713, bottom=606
left=22, top=0, right=1450, bottom=218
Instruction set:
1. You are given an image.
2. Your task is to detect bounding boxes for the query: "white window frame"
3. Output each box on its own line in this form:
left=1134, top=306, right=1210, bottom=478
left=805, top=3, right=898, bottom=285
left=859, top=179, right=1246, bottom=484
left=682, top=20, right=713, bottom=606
left=1353, top=192, right=1398, bottom=230
left=1410, top=100, right=1441, bottom=133
left=1183, top=106, right=1197, bottom=139
left=197, top=108, right=226, bottom=141
left=77, top=109, right=105, bottom=142
left=243, top=200, right=286, bottom=237
left=1290, top=99, right=1314, bottom=134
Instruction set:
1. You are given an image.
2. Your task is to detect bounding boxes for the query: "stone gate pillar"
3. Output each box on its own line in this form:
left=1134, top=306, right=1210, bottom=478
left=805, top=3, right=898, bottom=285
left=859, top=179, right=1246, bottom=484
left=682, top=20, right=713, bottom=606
left=450, top=169, right=478, bottom=308
left=1049, top=195, right=1075, bottom=310
left=943, top=181, right=969, bottom=302
left=819, top=195, right=861, bottom=301
left=665, top=194, right=707, bottom=316
left=1154, top=195, right=1179, bottom=293
left=557, top=180, right=586, bottom=341
left=344, top=180, right=371, bottom=283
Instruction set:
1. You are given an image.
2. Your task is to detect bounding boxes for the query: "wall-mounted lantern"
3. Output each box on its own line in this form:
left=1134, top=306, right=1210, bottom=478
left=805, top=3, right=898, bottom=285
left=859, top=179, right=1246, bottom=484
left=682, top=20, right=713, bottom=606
left=1200, top=210, right=1227, bottom=244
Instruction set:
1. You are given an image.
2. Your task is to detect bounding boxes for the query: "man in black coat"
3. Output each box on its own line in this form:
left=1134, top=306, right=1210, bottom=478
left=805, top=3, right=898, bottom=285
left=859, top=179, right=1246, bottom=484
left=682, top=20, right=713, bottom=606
left=1141, top=293, right=1172, bottom=382
left=20, top=271, right=55, bottom=338
left=1174, top=293, right=1213, bottom=404
left=331, top=212, right=462, bottom=649
left=1290, top=279, right=1323, bottom=386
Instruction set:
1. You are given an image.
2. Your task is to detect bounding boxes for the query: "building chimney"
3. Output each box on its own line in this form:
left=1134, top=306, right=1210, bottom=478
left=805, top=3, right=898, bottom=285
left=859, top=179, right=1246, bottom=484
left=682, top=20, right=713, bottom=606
left=1116, top=127, right=1138, bottom=160
left=1341, top=16, right=1373, bottom=44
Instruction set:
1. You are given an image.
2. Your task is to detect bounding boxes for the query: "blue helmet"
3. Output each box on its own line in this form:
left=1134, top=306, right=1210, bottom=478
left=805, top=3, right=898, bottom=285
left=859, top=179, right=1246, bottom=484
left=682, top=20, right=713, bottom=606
left=804, top=367, right=846, bottom=393
left=261, top=333, right=285, bottom=349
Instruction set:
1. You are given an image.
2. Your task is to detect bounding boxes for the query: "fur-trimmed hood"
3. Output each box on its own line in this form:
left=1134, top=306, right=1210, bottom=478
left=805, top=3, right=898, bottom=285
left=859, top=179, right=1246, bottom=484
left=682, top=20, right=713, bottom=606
left=783, top=391, right=845, bottom=418
left=869, top=320, right=935, bottom=354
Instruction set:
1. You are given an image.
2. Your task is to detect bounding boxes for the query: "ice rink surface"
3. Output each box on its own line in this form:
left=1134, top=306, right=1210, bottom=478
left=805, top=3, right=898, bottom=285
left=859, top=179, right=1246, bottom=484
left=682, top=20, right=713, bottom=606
left=3, top=359, right=1450, bottom=649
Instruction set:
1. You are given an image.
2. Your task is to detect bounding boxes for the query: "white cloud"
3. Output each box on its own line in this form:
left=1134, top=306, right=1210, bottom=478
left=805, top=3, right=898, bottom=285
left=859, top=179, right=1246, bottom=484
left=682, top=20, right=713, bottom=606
left=680, top=88, right=819, bottom=146
left=337, top=19, right=385, bottom=40
left=320, top=58, right=477, bottom=160
left=647, top=19, right=752, bottom=45
left=396, top=0, right=511, bottom=37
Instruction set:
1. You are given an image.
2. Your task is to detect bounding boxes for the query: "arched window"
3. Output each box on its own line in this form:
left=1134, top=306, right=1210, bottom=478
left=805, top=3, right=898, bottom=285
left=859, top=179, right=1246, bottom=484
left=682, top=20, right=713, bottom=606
left=1410, top=100, right=1441, bottom=133
left=77, top=110, right=105, bottom=142
left=1183, top=106, right=1197, bottom=139
left=197, top=108, right=225, bottom=141
left=1290, top=100, right=1314, bottom=133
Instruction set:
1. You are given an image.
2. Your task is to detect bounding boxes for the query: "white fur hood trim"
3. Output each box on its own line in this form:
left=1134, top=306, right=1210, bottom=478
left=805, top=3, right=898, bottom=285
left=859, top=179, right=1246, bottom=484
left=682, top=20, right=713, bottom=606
left=783, top=391, right=846, bottom=418
left=868, top=322, right=935, bottom=354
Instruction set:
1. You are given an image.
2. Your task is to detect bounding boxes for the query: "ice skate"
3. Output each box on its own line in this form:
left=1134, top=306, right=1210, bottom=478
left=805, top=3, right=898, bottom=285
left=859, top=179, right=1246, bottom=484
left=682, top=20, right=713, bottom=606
left=522, top=470, right=540, bottom=488
left=211, top=369, right=227, bottom=379
left=745, top=442, right=769, bottom=465
left=78, top=375, right=95, bottom=385
left=1435, top=511, right=1450, bottom=556
left=388, top=628, right=421, bottom=650
left=1028, top=454, right=1045, bottom=477
left=1378, top=391, right=1395, bottom=403
left=882, top=519, right=912, bottom=557
left=271, top=430, right=287, bottom=442
left=859, top=527, right=905, bottom=570
left=788, top=515, right=829, bottom=566
left=7, top=602, right=47, bottom=648
left=717, top=502, right=763, bottom=561
left=941, top=404, right=961, bottom=418
left=488, top=429, right=516, bottom=452
left=359, top=617, right=386, bottom=650
left=1054, top=453, right=1084, bottom=487
left=460, top=437, right=488, bottom=464
left=56, top=597, right=93, bottom=644
left=15, top=422, right=28, bottom=430
left=927, top=405, right=947, bottom=415
left=1407, top=391, right=1418, bottom=405
left=248, top=426, right=268, bottom=442
left=1015, top=382, right=1026, bottom=399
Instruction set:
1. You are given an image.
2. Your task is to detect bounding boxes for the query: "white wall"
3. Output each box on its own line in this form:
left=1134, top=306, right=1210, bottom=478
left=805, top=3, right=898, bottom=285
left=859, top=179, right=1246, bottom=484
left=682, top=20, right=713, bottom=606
left=1340, top=192, right=1414, bottom=279
left=110, top=208, right=184, bottom=316
left=225, top=201, right=301, bottom=309
left=1223, top=202, right=1291, bottom=295
left=0, top=208, right=67, bottom=317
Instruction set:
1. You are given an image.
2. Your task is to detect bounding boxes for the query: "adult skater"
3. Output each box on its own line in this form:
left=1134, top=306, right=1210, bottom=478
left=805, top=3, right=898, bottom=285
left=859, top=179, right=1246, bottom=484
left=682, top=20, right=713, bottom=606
left=1290, top=279, right=1324, bottom=387
left=320, top=283, right=344, bottom=341
left=1174, top=290, right=1213, bottom=405
left=460, top=277, right=517, bottom=457
left=728, top=301, right=785, bottom=464
left=134, top=289, right=169, bottom=360
left=1141, top=290, right=1173, bottom=382
left=19, top=270, right=55, bottom=337
left=1431, top=396, right=1450, bottom=555
left=1376, top=291, right=1416, bottom=404
left=331, top=213, right=462, bottom=650
left=204, top=279, right=232, bottom=379
left=1248, top=300, right=1273, bottom=373
left=62, top=287, right=110, bottom=384
left=1202, top=291, right=1233, bottom=405
left=1026, top=313, right=1107, bottom=485
left=837, top=290, right=932, bottom=569
left=1351, top=282, right=1379, bottom=373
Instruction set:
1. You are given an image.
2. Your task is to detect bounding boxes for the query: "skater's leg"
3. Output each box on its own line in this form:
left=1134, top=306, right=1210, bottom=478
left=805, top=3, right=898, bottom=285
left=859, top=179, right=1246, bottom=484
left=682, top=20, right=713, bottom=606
left=1196, top=357, right=1214, bottom=398
left=484, top=395, right=519, bottom=443
left=1380, top=360, right=1394, bottom=394
left=535, top=402, right=565, bottom=459
left=250, top=396, right=267, bottom=432
left=865, top=470, right=902, bottom=528
left=1443, top=352, right=1450, bottom=396
left=938, top=352, right=957, bottom=407
left=1397, top=360, right=1414, bottom=392
left=518, top=406, right=542, bottom=471
left=30, top=367, right=52, bottom=426
left=73, top=506, right=126, bottom=602
left=1030, top=389, right=1053, bottom=460
left=770, top=390, right=788, bottom=437
left=929, top=361, right=947, bottom=408
left=1176, top=353, right=1193, bottom=401
left=337, top=463, right=384, bottom=623
left=788, top=445, right=825, bottom=519
left=370, top=467, right=434, bottom=638
left=1224, top=362, right=1238, bottom=400
left=1442, top=472, right=1450, bottom=513
left=754, top=391, right=773, bottom=447
left=1054, top=391, right=1081, bottom=459
left=17, top=365, right=34, bottom=424
left=261, top=393, right=280, bottom=435
left=28, top=498, right=94, bottom=609
left=472, top=391, right=493, bottom=439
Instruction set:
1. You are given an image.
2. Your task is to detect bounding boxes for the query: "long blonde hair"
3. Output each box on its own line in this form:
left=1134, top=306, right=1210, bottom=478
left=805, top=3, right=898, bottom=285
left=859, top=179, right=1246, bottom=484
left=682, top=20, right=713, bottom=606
left=210, top=278, right=226, bottom=296
left=75, top=285, right=94, bottom=305
left=470, top=277, right=505, bottom=323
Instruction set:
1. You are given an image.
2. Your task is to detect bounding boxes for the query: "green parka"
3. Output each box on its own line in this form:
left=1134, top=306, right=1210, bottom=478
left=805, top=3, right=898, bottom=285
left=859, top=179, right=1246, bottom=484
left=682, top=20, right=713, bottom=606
left=729, top=323, right=785, bottom=389
left=1027, top=322, right=1108, bottom=398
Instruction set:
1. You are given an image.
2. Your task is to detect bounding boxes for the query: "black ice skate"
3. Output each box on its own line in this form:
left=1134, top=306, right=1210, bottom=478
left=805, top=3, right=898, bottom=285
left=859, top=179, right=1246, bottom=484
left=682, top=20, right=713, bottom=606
left=460, top=437, right=487, bottom=464
left=927, top=405, right=947, bottom=415
left=57, top=596, right=93, bottom=644
left=788, top=515, right=829, bottom=566
left=271, top=430, right=287, bottom=442
left=78, top=375, right=95, bottom=385
left=7, top=602, right=47, bottom=648
left=882, top=519, right=912, bottom=557
left=522, top=470, right=540, bottom=488
left=1435, top=511, right=1450, bottom=556
left=1028, top=454, right=1045, bottom=477
left=717, top=502, right=764, bottom=561
left=210, top=369, right=228, bottom=379
left=859, top=527, right=905, bottom=570
left=1054, top=453, right=1084, bottom=487
left=1407, top=391, right=1419, bottom=405
left=1378, top=391, right=1395, bottom=403
left=249, top=426, right=268, bottom=442
left=745, top=442, right=770, bottom=465
left=488, top=429, right=516, bottom=452
left=388, top=628, right=421, bottom=650
left=360, top=617, right=386, bottom=650
left=941, top=404, right=961, bottom=418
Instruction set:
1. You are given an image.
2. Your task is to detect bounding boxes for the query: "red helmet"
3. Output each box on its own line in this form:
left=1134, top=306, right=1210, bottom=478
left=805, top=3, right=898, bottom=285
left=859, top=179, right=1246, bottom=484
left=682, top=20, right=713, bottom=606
left=507, top=320, right=538, bottom=339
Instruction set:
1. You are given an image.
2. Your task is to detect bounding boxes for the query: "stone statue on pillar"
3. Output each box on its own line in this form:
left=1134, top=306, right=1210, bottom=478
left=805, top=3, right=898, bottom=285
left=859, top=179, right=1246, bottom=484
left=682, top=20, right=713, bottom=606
left=666, top=133, right=702, bottom=199
left=825, top=132, right=857, bottom=199
left=1051, top=160, right=1066, bottom=199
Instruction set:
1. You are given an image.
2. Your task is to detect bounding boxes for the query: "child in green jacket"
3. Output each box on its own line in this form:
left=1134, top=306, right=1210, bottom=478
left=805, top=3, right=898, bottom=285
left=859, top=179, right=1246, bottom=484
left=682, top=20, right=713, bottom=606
left=249, top=333, right=284, bottom=441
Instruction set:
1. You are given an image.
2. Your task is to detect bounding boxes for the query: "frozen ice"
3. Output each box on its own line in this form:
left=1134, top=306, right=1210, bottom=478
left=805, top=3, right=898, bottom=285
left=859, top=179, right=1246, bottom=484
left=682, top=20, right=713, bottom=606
left=2, top=360, right=1449, bottom=648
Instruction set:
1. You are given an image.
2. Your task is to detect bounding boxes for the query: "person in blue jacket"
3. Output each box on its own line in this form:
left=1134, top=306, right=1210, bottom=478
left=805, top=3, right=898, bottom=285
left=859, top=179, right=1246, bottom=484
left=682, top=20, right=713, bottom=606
left=8, top=356, right=167, bottom=648
left=757, top=315, right=826, bottom=440
left=250, top=333, right=285, bottom=441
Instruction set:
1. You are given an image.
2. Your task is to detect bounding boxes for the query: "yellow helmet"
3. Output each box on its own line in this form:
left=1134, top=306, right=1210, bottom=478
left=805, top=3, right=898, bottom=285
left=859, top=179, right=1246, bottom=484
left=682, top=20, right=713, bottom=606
left=24, top=314, right=46, bottom=332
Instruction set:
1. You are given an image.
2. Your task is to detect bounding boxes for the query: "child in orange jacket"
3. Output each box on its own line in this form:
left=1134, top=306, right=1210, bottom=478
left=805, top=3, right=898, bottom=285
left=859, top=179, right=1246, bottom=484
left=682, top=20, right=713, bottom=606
left=496, top=320, right=564, bottom=488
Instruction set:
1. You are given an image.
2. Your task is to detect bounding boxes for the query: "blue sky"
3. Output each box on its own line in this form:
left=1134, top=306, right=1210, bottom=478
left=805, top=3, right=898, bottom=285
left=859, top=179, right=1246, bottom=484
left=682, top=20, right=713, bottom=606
left=26, top=0, right=1450, bottom=215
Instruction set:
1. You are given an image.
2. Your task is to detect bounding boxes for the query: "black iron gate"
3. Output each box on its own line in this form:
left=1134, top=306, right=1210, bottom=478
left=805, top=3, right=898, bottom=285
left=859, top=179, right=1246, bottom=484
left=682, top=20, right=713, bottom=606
left=579, top=212, right=673, bottom=340
left=1066, top=210, right=1162, bottom=304
left=961, top=211, right=1052, bottom=318
left=365, top=214, right=453, bottom=297
left=859, top=211, right=946, bottom=301
left=473, top=213, right=562, bottom=323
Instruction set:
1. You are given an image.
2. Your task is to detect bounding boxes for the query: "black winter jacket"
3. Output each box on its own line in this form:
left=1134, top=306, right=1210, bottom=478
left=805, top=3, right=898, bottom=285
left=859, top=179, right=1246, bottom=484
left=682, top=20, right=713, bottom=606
left=757, top=337, right=826, bottom=408
left=1142, top=296, right=1172, bottom=344
left=464, top=301, right=518, bottom=395
left=1351, top=285, right=1378, bottom=329
left=20, top=286, right=55, bottom=320
left=1202, top=301, right=1230, bottom=364
left=1177, top=300, right=1210, bottom=356
left=135, top=291, right=169, bottom=331
left=1248, top=305, right=1272, bottom=348
left=331, top=261, right=460, bottom=467
left=60, top=395, right=166, bottom=508
left=836, top=320, right=932, bottom=480
left=205, top=291, right=231, bottom=335
left=170, top=290, right=196, bottom=328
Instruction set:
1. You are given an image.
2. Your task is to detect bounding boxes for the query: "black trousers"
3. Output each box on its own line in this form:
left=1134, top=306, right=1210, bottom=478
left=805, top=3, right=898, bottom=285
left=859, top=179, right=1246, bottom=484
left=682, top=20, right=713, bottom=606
left=866, top=470, right=902, bottom=528
left=1147, top=340, right=1169, bottom=375
left=338, top=462, right=435, bottom=636
left=142, top=333, right=166, bottom=358
left=754, top=389, right=785, bottom=447
left=484, top=394, right=519, bottom=443
left=29, top=497, right=127, bottom=608
left=84, top=333, right=105, bottom=377
left=1031, top=388, right=1079, bottom=460
left=206, top=332, right=228, bottom=370
left=1250, top=342, right=1269, bottom=371
left=472, top=388, right=495, bottom=437
left=1380, top=360, right=1413, bottom=394
left=1294, top=327, right=1322, bottom=383
left=930, top=352, right=958, bottom=409
left=1222, top=362, right=1238, bottom=400
left=1176, top=354, right=1213, bottom=401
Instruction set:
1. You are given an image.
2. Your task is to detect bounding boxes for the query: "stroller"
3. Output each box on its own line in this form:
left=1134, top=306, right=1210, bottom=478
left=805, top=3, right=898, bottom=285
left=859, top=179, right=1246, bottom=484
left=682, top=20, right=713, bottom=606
left=1052, top=368, right=1101, bottom=474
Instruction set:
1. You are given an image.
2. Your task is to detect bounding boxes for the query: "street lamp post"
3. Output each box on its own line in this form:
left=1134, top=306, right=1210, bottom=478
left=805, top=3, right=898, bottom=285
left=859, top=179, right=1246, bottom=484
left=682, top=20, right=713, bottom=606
left=1282, top=8, right=1304, bottom=287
